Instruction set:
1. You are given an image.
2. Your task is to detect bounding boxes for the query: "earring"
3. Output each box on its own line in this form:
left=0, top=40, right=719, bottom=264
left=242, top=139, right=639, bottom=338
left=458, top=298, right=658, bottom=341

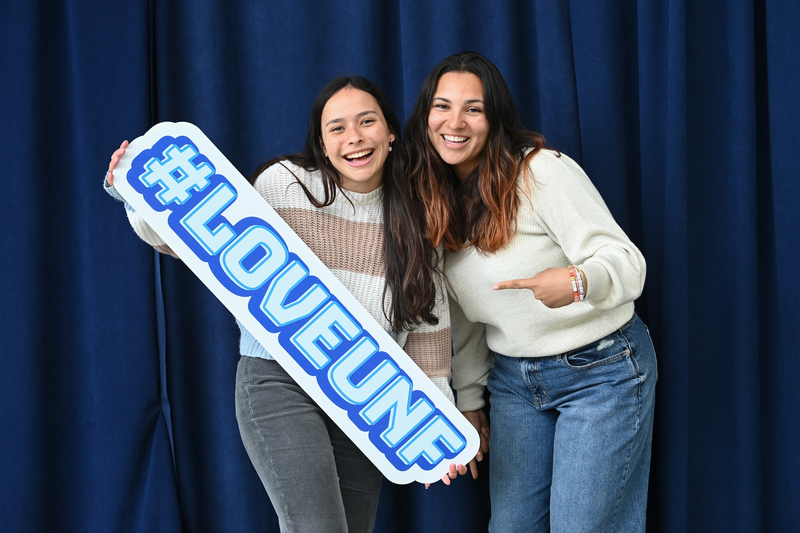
left=389, top=141, right=393, bottom=152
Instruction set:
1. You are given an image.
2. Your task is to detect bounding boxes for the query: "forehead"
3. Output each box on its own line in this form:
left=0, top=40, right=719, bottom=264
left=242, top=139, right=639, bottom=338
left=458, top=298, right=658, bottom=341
left=321, top=87, right=384, bottom=121
left=434, top=71, right=484, bottom=99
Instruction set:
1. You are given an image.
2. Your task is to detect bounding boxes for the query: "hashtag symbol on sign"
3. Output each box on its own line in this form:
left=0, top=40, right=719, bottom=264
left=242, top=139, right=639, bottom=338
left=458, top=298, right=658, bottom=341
left=140, top=144, right=214, bottom=206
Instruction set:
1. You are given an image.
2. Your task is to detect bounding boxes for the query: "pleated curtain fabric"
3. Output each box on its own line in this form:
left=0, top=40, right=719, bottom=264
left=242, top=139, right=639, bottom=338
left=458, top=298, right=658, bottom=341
left=1, top=1, right=798, bottom=531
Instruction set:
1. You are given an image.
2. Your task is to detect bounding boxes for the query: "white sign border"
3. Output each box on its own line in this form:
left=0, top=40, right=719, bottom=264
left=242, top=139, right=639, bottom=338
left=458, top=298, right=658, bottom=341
left=113, top=122, right=479, bottom=484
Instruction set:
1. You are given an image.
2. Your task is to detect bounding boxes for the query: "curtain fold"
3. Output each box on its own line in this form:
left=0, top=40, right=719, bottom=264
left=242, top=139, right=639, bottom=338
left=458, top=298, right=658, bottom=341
left=636, top=1, right=690, bottom=530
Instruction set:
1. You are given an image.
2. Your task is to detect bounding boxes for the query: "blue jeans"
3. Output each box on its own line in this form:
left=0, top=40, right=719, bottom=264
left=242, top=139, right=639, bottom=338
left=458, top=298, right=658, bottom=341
left=487, top=314, right=657, bottom=533
left=235, top=356, right=383, bottom=533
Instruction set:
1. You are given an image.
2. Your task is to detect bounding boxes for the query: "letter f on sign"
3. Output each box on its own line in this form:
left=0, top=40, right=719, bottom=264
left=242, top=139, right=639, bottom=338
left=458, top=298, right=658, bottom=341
left=396, top=415, right=466, bottom=466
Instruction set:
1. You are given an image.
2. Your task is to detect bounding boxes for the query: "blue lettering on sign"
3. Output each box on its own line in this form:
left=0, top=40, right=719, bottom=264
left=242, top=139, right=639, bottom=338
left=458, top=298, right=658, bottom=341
left=139, top=143, right=215, bottom=206
left=128, top=136, right=467, bottom=471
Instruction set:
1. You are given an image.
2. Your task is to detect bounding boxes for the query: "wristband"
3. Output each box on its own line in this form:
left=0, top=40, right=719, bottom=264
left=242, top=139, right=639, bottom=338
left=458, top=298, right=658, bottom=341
left=575, top=267, right=585, bottom=301
left=568, top=266, right=580, bottom=302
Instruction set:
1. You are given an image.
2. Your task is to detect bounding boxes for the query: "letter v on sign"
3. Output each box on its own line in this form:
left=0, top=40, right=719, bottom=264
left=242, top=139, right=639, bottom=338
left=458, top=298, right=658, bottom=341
left=111, top=122, right=479, bottom=484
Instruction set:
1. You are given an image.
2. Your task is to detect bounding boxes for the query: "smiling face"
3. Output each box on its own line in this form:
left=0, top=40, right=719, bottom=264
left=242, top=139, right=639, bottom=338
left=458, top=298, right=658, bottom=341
left=320, top=87, right=395, bottom=193
left=427, top=72, right=490, bottom=181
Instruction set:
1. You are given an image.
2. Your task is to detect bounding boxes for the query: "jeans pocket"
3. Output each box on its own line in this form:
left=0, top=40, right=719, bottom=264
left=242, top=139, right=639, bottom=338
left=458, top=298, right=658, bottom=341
left=562, top=330, right=630, bottom=370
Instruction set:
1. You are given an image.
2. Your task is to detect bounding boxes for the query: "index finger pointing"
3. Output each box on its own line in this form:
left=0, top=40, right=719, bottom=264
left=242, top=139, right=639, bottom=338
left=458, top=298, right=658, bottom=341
left=493, top=279, right=522, bottom=290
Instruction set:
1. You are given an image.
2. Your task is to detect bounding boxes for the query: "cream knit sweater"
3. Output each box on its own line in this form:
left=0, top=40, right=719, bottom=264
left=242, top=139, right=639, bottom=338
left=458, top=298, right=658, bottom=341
left=448, top=150, right=646, bottom=411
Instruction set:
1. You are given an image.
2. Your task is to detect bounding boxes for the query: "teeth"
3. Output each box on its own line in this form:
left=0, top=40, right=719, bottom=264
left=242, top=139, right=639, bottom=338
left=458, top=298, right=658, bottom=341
left=345, top=150, right=373, bottom=160
left=443, top=135, right=468, bottom=143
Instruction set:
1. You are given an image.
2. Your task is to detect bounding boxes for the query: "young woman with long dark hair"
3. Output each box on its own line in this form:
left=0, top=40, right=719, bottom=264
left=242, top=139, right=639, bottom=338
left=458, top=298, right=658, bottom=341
left=106, top=76, right=454, bottom=533
left=405, top=52, right=657, bottom=532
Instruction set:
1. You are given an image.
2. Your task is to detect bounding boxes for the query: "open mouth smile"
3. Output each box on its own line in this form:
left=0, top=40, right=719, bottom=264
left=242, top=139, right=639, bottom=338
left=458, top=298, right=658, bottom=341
left=442, top=134, right=469, bottom=145
left=344, top=149, right=374, bottom=161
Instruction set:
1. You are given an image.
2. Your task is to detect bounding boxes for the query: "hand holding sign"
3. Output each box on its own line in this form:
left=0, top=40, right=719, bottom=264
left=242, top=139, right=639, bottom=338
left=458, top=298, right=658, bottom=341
left=106, top=140, right=129, bottom=185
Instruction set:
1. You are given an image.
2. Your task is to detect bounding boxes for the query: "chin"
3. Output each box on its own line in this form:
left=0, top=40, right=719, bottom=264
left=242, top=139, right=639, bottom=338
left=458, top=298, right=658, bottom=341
left=441, top=154, right=466, bottom=167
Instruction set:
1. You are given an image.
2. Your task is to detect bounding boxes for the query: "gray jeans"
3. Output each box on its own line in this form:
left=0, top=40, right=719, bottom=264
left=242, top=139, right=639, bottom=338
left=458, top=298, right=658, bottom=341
left=235, top=356, right=382, bottom=533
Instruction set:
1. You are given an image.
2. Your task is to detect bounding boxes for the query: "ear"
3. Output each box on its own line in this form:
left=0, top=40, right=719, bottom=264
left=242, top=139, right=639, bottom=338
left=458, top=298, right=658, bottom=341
left=320, top=138, right=327, bottom=158
left=389, top=133, right=396, bottom=143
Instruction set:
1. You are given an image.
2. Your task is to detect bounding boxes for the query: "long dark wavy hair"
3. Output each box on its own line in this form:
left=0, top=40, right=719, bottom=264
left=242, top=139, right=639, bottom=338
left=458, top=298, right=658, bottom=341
left=404, top=52, right=549, bottom=254
left=249, top=76, right=440, bottom=330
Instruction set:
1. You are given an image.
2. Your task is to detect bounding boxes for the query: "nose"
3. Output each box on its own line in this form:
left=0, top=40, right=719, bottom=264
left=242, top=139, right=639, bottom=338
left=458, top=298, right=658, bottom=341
left=446, top=111, right=465, bottom=130
left=346, top=128, right=364, bottom=144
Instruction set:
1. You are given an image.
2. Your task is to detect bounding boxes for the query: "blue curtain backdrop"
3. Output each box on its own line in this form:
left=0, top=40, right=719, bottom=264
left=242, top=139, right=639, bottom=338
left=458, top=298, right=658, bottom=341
left=1, top=0, right=798, bottom=531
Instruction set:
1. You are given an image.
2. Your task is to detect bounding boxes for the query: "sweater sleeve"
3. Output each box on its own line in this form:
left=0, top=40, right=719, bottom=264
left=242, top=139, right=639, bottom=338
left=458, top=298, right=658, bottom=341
left=103, top=175, right=179, bottom=258
left=397, top=256, right=455, bottom=404
left=527, top=151, right=646, bottom=310
left=449, top=293, right=491, bottom=412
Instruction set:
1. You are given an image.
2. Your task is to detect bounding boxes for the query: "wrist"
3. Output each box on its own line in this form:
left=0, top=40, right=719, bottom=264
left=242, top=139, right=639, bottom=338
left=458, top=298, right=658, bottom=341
left=568, top=265, right=584, bottom=302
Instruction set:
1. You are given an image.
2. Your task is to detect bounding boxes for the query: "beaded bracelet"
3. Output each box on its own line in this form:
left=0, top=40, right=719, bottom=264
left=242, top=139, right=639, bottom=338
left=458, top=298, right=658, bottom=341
left=568, top=266, right=580, bottom=302
left=575, top=267, right=586, bottom=302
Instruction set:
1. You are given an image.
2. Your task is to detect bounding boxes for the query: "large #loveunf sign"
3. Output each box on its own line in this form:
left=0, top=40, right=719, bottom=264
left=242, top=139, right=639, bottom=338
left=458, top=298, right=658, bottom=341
left=113, top=122, right=479, bottom=484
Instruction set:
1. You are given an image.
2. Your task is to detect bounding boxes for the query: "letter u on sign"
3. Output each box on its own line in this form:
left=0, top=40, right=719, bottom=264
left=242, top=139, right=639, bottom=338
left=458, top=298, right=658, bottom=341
left=111, top=122, right=479, bottom=484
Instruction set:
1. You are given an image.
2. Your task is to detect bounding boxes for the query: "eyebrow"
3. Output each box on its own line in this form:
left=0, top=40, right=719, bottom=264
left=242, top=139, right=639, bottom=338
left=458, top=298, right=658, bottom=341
left=432, top=96, right=484, bottom=105
left=325, top=110, right=379, bottom=128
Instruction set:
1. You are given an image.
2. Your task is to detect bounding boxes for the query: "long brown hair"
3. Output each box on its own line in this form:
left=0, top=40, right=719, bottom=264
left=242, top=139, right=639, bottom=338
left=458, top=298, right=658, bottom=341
left=250, top=76, right=440, bottom=330
left=405, top=52, right=547, bottom=254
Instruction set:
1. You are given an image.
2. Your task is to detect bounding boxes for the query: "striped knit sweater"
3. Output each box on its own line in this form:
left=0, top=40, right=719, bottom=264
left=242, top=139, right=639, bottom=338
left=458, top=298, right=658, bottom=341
left=107, top=161, right=454, bottom=402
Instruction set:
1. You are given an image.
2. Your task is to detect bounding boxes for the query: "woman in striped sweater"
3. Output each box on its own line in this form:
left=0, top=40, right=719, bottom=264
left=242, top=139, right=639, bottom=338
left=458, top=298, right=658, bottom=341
left=106, top=76, right=456, bottom=533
